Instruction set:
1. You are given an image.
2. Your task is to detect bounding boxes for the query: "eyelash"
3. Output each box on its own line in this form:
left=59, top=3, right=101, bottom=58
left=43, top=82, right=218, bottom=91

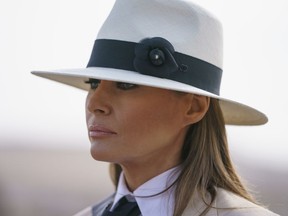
left=116, top=82, right=138, bottom=90
left=85, top=79, right=100, bottom=89
left=85, top=79, right=138, bottom=90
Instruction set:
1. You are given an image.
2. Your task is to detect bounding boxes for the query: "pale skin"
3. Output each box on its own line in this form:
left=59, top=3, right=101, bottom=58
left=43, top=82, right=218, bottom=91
left=85, top=80, right=210, bottom=191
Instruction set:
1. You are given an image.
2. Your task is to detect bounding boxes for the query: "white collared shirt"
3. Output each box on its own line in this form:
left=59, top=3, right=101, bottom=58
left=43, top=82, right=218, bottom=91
left=111, top=167, right=180, bottom=216
left=73, top=167, right=279, bottom=216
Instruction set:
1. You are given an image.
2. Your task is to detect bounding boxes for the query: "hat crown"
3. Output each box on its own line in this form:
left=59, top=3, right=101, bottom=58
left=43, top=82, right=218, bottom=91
left=97, top=0, right=223, bottom=69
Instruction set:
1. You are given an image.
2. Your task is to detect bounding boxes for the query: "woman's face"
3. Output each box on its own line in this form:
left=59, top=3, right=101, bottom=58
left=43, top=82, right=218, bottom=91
left=85, top=80, right=195, bottom=167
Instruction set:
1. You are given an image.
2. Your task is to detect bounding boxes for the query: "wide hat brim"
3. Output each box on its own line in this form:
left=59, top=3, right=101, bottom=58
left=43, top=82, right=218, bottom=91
left=31, top=67, right=268, bottom=126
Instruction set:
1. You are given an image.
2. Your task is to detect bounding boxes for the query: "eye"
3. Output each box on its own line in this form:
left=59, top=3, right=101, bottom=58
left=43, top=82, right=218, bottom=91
left=116, top=82, right=138, bottom=90
left=85, top=79, right=100, bottom=90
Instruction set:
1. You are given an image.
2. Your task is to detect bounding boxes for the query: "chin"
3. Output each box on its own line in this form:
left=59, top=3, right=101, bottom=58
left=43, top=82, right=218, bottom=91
left=90, top=146, right=116, bottom=163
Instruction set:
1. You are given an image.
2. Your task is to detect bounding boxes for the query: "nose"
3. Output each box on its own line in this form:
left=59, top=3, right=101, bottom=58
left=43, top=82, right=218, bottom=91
left=86, top=81, right=113, bottom=115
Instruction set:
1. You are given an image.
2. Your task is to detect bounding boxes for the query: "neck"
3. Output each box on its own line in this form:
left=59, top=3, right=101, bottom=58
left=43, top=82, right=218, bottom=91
left=117, top=126, right=188, bottom=191
left=120, top=152, right=182, bottom=192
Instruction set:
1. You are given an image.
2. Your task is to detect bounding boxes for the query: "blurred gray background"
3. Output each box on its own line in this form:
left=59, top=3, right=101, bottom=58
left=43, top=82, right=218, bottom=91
left=0, top=146, right=287, bottom=216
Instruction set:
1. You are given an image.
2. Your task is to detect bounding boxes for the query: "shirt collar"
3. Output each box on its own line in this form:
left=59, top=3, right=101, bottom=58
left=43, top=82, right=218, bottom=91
left=112, top=166, right=181, bottom=216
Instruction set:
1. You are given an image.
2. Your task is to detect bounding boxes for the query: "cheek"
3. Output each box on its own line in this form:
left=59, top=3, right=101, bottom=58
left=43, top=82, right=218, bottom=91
left=85, top=93, right=95, bottom=126
left=119, top=101, right=183, bottom=144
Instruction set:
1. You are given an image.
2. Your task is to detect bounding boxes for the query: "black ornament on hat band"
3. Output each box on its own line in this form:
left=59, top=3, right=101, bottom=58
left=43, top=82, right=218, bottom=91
left=87, top=38, right=222, bottom=95
left=134, top=37, right=179, bottom=78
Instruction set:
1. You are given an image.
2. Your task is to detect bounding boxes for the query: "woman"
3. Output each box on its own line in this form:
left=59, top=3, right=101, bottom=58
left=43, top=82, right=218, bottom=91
left=32, top=0, right=279, bottom=215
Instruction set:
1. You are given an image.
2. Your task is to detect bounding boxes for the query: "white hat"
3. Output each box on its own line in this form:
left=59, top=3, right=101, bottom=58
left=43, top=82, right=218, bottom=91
left=31, top=0, right=268, bottom=125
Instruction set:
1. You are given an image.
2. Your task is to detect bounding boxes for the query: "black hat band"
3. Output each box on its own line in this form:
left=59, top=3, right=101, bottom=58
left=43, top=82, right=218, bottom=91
left=87, top=38, right=222, bottom=95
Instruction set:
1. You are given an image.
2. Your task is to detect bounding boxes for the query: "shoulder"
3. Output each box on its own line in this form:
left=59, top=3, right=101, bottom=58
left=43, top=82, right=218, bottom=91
left=213, top=188, right=279, bottom=216
left=183, top=188, right=279, bottom=216
left=72, top=194, right=115, bottom=216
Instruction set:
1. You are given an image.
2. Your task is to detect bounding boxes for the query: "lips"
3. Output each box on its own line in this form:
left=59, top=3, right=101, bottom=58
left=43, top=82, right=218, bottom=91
left=88, top=125, right=117, bottom=138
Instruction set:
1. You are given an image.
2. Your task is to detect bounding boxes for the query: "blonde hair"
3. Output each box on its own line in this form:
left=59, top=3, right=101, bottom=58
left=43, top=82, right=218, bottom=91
left=109, top=98, right=256, bottom=216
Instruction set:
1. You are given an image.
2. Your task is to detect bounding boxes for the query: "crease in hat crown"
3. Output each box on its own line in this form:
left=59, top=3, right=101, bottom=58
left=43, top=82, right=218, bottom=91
left=31, top=0, right=268, bottom=126
left=97, top=0, right=223, bottom=69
